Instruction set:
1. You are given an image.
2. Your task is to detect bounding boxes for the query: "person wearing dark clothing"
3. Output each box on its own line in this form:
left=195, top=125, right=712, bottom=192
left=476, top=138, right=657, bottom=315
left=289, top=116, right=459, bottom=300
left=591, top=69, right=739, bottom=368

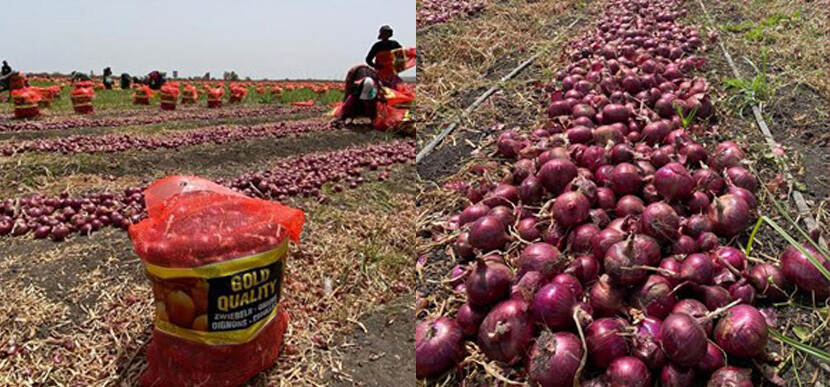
left=338, top=65, right=380, bottom=121
left=120, top=73, right=131, bottom=90
left=71, top=71, right=91, bottom=81
left=1, top=61, right=11, bottom=76
left=147, top=71, right=166, bottom=90
left=366, top=25, right=402, bottom=69
left=0, top=61, right=12, bottom=91
left=102, top=67, right=113, bottom=89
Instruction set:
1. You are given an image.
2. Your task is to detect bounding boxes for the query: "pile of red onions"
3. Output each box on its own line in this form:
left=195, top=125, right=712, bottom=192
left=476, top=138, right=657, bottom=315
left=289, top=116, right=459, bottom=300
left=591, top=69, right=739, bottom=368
left=0, top=104, right=322, bottom=134
left=417, top=0, right=486, bottom=27
left=0, top=119, right=334, bottom=157
left=416, top=0, right=825, bottom=384
left=0, top=140, right=414, bottom=241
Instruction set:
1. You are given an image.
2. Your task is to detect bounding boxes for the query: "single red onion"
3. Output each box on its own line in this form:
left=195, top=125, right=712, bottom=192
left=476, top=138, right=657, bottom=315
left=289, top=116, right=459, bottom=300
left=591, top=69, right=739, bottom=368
left=415, top=317, right=465, bottom=379
left=780, top=243, right=830, bottom=296
left=696, top=232, right=720, bottom=252
left=518, top=176, right=544, bottom=204
left=568, top=223, right=599, bottom=254
left=466, top=258, right=514, bottom=307
left=682, top=213, right=712, bottom=238
left=605, top=356, right=651, bottom=386
left=527, top=331, right=583, bottom=387
left=468, top=215, right=509, bottom=252
left=552, top=191, right=591, bottom=227
left=728, top=279, right=756, bottom=304
left=698, top=342, right=726, bottom=374
left=725, top=166, right=758, bottom=192
left=660, top=313, right=707, bottom=366
left=586, top=317, right=630, bottom=369
left=672, top=235, right=699, bottom=255
left=589, top=275, right=625, bottom=317
left=456, top=303, right=487, bottom=337
left=712, top=246, right=747, bottom=272
left=453, top=232, right=475, bottom=260
left=488, top=206, right=515, bottom=228
left=654, top=162, right=694, bottom=201
left=610, top=162, right=643, bottom=195
left=714, top=304, right=768, bottom=358
left=747, top=263, right=790, bottom=301
left=707, top=194, right=751, bottom=237
left=511, top=271, right=545, bottom=303
left=693, top=168, right=725, bottom=195
left=538, top=158, right=578, bottom=195
left=615, top=194, right=645, bottom=217
left=634, top=275, right=678, bottom=319
left=672, top=299, right=713, bottom=335
left=459, top=203, right=490, bottom=225
left=517, top=217, right=541, bottom=241
left=531, top=282, right=577, bottom=330
left=686, top=191, right=711, bottom=214
left=708, top=141, right=745, bottom=172
left=477, top=299, right=534, bottom=365
left=570, top=251, right=602, bottom=283
left=706, top=367, right=753, bottom=387
left=596, top=187, right=617, bottom=210
left=727, top=186, right=757, bottom=211
left=640, top=202, right=680, bottom=241
left=518, top=242, right=563, bottom=278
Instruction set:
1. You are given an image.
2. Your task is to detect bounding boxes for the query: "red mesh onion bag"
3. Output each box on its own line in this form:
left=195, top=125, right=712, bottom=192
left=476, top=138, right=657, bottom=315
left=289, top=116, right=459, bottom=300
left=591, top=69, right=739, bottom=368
left=129, top=176, right=304, bottom=387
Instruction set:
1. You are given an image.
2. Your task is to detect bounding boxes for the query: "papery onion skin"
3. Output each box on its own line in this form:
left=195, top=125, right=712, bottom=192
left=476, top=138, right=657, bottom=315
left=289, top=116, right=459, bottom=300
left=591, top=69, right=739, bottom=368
left=707, top=194, right=751, bottom=237
left=527, top=331, right=584, bottom=387
left=477, top=299, right=535, bottom=365
left=468, top=215, right=509, bottom=252
left=697, top=342, right=726, bottom=374
left=518, top=242, right=563, bottom=278
left=706, top=367, right=753, bottom=387
left=456, top=303, right=487, bottom=337
left=552, top=191, right=591, bottom=227
left=415, top=317, right=465, bottom=379
left=747, top=263, right=790, bottom=301
left=660, top=363, right=696, bottom=387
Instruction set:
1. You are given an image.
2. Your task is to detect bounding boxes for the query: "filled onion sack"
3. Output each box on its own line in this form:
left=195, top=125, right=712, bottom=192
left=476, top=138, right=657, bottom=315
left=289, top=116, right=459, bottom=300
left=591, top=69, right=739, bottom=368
left=129, top=176, right=304, bottom=387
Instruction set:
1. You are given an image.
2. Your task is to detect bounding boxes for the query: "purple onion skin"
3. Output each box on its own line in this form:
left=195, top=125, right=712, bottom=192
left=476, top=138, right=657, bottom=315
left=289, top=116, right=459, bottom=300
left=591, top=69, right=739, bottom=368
left=728, top=280, right=756, bottom=304
left=468, top=215, right=509, bottom=252
left=459, top=203, right=490, bottom=225
left=415, top=317, right=465, bottom=379
left=568, top=255, right=600, bottom=285
left=780, top=243, right=830, bottom=297
left=632, top=317, right=666, bottom=370
left=589, top=275, right=625, bottom=317
left=477, top=300, right=535, bottom=365
left=634, top=275, right=677, bottom=319
left=660, top=363, right=696, bottom=387
left=605, top=356, right=651, bottom=387
left=552, top=191, right=591, bottom=227
left=538, top=158, right=578, bottom=195
left=640, top=202, right=680, bottom=241
left=527, top=331, right=583, bottom=387
left=747, top=263, right=789, bottom=301
left=654, top=162, right=694, bottom=201
left=660, top=313, right=707, bottom=367
left=511, top=271, right=544, bottom=303
left=672, top=299, right=713, bottom=335
left=466, top=259, right=514, bottom=307
left=517, top=217, right=542, bottom=241
left=706, top=367, right=753, bottom=387
left=552, top=273, right=584, bottom=298
left=714, top=304, right=768, bottom=358
left=707, top=194, right=751, bottom=237
left=530, top=283, right=577, bottom=330
left=517, top=242, right=563, bottom=278
left=456, top=303, right=487, bottom=337
left=453, top=232, right=475, bottom=260
left=586, top=318, right=630, bottom=369
left=698, top=342, right=726, bottom=374
left=681, top=253, right=715, bottom=285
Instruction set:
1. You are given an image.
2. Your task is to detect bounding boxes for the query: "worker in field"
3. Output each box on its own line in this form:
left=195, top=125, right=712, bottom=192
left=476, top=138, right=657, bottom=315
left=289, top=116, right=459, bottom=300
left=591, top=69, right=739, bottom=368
left=147, top=70, right=166, bottom=90
left=337, top=65, right=380, bottom=122
left=102, top=67, right=113, bottom=89
left=0, top=61, right=12, bottom=92
left=366, top=25, right=402, bottom=70
left=120, top=73, right=131, bottom=90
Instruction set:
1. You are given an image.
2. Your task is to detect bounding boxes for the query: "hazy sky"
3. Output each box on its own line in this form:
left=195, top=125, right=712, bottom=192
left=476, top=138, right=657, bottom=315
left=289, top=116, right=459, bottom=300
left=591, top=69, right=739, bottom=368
left=0, top=0, right=415, bottom=80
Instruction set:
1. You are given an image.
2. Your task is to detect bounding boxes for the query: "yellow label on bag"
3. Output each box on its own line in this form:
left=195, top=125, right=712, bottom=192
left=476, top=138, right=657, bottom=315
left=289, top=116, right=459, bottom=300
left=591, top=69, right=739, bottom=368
left=144, top=239, right=288, bottom=345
